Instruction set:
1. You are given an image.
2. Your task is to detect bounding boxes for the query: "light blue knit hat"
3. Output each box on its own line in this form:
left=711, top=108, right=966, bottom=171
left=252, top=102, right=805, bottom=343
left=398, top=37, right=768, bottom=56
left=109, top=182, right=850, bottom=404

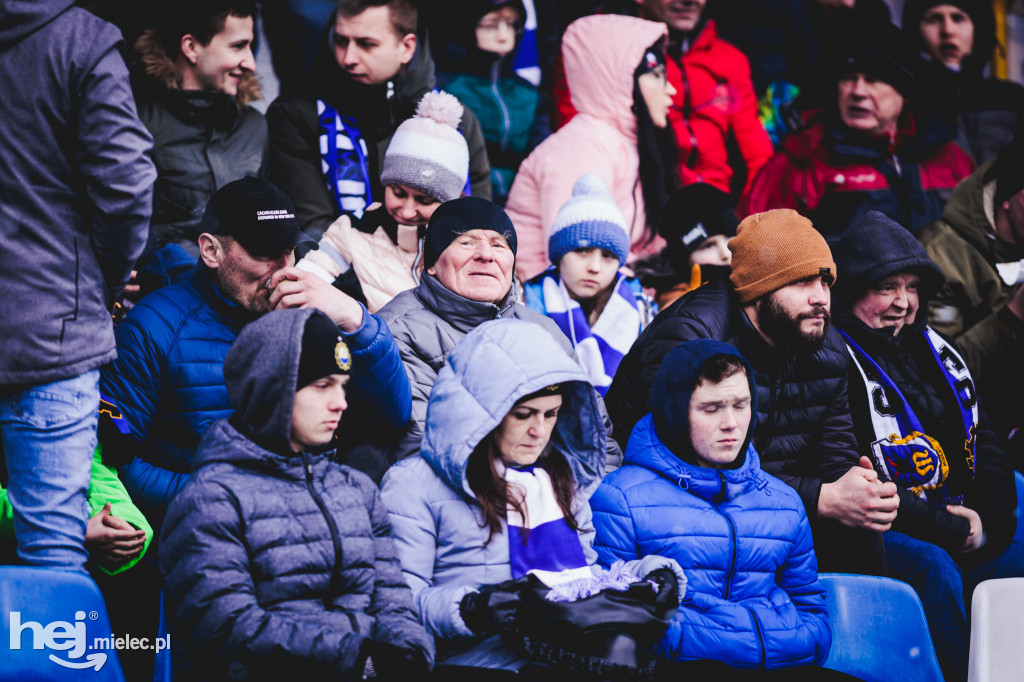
left=548, top=174, right=631, bottom=266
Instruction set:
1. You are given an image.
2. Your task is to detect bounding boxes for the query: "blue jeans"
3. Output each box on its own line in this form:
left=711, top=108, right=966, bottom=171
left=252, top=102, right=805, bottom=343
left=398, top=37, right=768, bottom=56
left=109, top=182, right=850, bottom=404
left=0, top=371, right=98, bottom=572
left=884, top=531, right=1024, bottom=682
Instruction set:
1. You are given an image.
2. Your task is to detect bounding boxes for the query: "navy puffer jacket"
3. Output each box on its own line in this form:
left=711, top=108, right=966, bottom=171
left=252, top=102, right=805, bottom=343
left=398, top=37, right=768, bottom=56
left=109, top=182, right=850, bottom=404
left=160, top=308, right=432, bottom=681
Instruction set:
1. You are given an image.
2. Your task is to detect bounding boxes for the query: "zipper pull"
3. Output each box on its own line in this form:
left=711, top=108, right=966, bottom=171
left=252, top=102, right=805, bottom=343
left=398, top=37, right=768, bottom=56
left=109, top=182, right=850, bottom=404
left=386, top=80, right=395, bottom=100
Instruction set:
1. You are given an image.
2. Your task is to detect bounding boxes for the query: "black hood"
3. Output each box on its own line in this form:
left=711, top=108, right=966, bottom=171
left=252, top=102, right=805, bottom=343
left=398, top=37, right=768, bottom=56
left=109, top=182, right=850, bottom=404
left=650, top=339, right=757, bottom=468
left=0, top=0, right=74, bottom=47
left=307, top=9, right=436, bottom=140
left=832, top=210, right=945, bottom=308
left=222, top=308, right=336, bottom=456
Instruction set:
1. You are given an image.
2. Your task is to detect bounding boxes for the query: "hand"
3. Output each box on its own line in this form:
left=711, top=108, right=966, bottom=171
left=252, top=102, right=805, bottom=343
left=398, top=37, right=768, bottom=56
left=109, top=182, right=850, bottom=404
left=360, top=640, right=430, bottom=679
left=459, top=580, right=526, bottom=635
left=946, top=504, right=986, bottom=553
left=645, top=568, right=680, bottom=619
left=268, top=266, right=364, bottom=332
left=818, top=457, right=900, bottom=531
left=85, top=503, right=147, bottom=569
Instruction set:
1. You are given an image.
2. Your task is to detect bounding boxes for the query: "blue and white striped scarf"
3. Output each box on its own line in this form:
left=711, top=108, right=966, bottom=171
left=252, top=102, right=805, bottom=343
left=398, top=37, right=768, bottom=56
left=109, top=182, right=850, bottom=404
left=503, top=464, right=592, bottom=588
left=317, top=99, right=371, bottom=218
left=539, top=270, right=642, bottom=396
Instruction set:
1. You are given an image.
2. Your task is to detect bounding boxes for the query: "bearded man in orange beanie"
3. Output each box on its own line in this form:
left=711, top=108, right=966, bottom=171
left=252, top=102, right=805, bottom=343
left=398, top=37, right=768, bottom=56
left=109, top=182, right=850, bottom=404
left=606, top=209, right=898, bottom=575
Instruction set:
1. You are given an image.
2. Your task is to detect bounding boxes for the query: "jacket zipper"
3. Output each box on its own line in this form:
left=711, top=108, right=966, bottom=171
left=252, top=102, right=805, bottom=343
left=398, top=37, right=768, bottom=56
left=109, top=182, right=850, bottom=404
left=302, top=453, right=348, bottom=614
left=712, top=471, right=738, bottom=599
left=678, top=62, right=699, bottom=169
left=491, top=61, right=512, bottom=152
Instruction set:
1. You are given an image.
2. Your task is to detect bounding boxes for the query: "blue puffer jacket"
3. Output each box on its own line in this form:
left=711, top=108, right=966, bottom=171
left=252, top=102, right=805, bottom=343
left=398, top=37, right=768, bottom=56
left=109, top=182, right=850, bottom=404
left=381, top=319, right=680, bottom=666
left=101, top=263, right=412, bottom=523
left=592, top=340, right=831, bottom=669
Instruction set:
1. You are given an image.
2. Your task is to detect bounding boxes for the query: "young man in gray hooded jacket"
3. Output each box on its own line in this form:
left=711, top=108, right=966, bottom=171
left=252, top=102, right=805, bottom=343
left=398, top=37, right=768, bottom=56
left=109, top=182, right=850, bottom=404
left=160, top=307, right=433, bottom=680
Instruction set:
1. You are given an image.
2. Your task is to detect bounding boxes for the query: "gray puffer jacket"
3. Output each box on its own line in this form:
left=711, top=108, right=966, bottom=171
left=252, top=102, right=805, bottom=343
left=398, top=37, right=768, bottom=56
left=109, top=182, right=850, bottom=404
left=160, top=308, right=433, bottom=681
left=376, top=273, right=622, bottom=478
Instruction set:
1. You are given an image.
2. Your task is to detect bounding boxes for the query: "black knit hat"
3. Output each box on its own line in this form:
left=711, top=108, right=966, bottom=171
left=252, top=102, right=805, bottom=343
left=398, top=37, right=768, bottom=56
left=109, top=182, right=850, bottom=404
left=424, top=196, right=518, bottom=268
left=296, top=312, right=351, bottom=390
left=832, top=24, right=919, bottom=98
left=658, top=183, right=739, bottom=268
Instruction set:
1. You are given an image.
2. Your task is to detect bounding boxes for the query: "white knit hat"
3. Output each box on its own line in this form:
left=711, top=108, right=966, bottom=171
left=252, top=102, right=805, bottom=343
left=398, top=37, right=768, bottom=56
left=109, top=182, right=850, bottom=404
left=380, top=91, right=469, bottom=203
left=548, top=174, right=631, bottom=265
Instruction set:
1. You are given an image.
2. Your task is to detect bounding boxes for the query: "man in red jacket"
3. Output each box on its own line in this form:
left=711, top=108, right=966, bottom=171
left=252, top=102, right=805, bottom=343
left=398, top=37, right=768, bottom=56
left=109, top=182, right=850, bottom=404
left=552, top=0, right=773, bottom=196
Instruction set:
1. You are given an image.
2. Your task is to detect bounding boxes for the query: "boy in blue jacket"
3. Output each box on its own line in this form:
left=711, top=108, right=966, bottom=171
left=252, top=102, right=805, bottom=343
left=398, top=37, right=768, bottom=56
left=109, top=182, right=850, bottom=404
left=591, top=339, right=851, bottom=678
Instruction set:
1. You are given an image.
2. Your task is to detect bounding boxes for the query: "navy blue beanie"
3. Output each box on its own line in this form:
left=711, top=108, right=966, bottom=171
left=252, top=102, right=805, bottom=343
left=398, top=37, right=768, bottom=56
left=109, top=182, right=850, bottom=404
left=424, top=196, right=518, bottom=268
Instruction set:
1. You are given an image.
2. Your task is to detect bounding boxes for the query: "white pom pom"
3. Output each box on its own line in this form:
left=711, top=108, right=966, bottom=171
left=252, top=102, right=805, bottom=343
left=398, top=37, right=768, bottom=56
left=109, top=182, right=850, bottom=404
left=415, top=90, right=464, bottom=129
left=573, top=173, right=610, bottom=198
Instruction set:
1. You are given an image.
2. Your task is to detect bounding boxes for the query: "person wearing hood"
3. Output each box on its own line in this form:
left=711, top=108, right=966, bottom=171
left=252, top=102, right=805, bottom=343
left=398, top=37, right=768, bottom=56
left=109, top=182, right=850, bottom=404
left=266, top=0, right=491, bottom=238
left=375, top=196, right=623, bottom=480
left=832, top=210, right=1024, bottom=682
left=131, top=2, right=268, bottom=263
left=432, top=0, right=540, bottom=206
left=381, top=319, right=683, bottom=673
left=160, top=308, right=434, bottom=681
left=0, top=0, right=154, bottom=572
left=592, top=340, right=842, bottom=676
left=504, top=13, right=680, bottom=281
left=903, top=0, right=1024, bottom=165
left=740, top=26, right=975, bottom=238
left=919, top=139, right=1024, bottom=470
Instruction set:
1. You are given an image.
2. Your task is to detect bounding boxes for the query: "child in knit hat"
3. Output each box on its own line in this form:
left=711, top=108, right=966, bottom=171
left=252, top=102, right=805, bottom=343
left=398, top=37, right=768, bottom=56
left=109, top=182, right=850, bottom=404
left=523, top=174, right=655, bottom=395
left=297, top=91, right=470, bottom=312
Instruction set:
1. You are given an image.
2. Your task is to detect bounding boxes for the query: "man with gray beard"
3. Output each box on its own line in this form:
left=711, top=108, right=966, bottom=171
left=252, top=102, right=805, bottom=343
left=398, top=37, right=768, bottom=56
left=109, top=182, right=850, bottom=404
left=606, top=209, right=898, bottom=575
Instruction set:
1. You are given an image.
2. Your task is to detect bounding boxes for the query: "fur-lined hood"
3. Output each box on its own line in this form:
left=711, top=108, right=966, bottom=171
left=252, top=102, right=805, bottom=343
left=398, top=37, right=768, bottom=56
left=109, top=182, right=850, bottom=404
left=133, top=29, right=261, bottom=108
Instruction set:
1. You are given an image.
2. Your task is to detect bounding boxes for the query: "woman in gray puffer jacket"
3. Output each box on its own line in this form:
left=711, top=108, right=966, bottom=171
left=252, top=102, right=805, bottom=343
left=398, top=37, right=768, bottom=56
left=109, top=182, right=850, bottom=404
left=160, top=308, right=433, bottom=681
left=381, top=318, right=682, bottom=672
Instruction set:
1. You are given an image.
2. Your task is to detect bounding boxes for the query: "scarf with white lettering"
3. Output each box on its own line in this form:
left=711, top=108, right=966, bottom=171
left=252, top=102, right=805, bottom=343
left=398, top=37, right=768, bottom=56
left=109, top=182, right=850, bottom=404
left=841, top=327, right=978, bottom=506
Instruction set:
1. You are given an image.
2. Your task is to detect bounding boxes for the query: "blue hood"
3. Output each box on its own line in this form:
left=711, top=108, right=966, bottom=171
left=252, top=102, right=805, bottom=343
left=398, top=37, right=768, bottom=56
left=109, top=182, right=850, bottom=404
left=421, top=318, right=605, bottom=499
left=649, top=339, right=757, bottom=468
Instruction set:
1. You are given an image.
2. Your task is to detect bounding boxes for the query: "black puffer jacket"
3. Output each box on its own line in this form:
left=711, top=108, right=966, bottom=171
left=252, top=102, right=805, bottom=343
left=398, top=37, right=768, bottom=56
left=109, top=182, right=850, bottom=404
left=834, top=211, right=1017, bottom=562
left=133, top=30, right=269, bottom=261
left=606, top=276, right=859, bottom=515
left=266, top=16, right=491, bottom=236
left=160, top=308, right=433, bottom=681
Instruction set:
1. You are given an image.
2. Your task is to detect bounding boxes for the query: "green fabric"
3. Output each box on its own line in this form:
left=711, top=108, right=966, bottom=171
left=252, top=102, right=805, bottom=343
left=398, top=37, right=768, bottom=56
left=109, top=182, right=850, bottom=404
left=0, top=445, right=153, bottom=574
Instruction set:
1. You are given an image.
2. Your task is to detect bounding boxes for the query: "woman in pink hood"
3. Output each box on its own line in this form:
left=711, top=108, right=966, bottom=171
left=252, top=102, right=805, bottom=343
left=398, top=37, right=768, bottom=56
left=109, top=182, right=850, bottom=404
left=504, top=15, right=679, bottom=281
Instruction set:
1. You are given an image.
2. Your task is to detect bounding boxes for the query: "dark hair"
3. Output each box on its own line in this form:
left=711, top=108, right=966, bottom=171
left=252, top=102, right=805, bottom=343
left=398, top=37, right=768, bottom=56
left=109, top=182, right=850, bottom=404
left=466, top=438, right=580, bottom=546
left=154, top=2, right=258, bottom=61
left=336, top=0, right=418, bottom=37
left=696, top=354, right=747, bottom=387
left=633, top=44, right=681, bottom=245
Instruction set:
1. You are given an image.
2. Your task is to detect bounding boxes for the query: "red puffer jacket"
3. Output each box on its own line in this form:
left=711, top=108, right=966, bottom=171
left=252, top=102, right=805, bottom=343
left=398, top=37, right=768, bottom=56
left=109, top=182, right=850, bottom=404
left=552, top=20, right=773, bottom=195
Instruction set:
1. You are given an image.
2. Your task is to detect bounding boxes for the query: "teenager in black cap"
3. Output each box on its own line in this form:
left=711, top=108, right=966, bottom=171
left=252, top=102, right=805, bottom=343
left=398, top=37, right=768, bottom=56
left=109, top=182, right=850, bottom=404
left=161, top=308, right=434, bottom=681
left=633, top=182, right=739, bottom=310
left=740, top=24, right=976, bottom=238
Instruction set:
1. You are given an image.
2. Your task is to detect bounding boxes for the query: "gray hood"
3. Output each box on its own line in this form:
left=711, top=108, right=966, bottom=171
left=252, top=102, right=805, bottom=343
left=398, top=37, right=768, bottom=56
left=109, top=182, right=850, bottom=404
left=420, top=318, right=606, bottom=500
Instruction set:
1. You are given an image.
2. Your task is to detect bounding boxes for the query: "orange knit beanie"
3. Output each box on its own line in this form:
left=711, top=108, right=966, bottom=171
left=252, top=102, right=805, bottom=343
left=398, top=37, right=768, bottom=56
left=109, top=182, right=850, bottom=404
left=728, top=209, right=837, bottom=304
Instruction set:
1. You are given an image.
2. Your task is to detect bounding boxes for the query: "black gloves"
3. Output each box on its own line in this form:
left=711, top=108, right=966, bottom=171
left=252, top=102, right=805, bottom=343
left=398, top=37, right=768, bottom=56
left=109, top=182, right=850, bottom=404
left=459, top=579, right=528, bottom=635
left=645, top=568, right=680, bottom=619
left=360, top=640, right=430, bottom=680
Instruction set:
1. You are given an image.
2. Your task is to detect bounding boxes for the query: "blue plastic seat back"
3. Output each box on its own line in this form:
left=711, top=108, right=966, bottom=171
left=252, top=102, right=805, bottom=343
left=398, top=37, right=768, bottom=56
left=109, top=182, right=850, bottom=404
left=1014, top=471, right=1024, bottom=544
left=819, top=573, right=944, bottom=682
left=0, top=566, right=126, bottom=682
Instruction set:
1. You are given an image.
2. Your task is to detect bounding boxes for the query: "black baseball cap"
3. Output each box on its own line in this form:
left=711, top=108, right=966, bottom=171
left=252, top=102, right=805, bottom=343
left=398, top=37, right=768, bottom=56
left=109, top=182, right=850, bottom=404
left=198, top=177, right=318, bottom=258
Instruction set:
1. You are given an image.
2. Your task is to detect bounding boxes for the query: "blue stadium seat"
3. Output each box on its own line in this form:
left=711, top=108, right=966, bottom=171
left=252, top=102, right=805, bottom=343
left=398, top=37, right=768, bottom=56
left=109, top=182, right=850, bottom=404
left=0, top=566, right=126, bottom=682
left=819, top=573, right=944, bottom=682
left=1014, top=471, right=1024, bottom=545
